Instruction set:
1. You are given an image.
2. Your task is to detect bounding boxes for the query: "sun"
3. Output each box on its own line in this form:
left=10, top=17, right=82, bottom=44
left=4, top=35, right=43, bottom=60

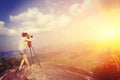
left=99, top=27, right=118, bottom=40
left=95, top=27, right=120, bottom=51
left=102, top=28, right=117, bottom=38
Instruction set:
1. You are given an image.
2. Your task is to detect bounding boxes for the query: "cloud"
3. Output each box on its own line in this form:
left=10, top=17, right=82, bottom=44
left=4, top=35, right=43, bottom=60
left=69, top=3, right=81, bottom=16
left=69, top=0, right=97, bottom=16
left=0, top=21, right=18, bottom=36
left=2, top=0, right=120, bottom=36
left=10, top=8, right=71, bottom=34
left=0, top=21, right=8, bottom=35
left=69, top=0, right=120, bottom=17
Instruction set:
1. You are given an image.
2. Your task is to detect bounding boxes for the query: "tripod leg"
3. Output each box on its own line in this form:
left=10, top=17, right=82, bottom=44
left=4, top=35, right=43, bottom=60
left=31, top=46, right=42, bottom=69
left=30, top=48, right=34, bottom=65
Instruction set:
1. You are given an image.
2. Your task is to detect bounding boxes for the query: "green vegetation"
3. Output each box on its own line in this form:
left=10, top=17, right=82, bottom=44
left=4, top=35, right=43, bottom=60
left=0, top=57, right=20, bottom=76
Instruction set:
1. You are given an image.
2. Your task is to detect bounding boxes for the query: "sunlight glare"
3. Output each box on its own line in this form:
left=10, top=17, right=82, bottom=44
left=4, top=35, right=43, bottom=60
left=101, top=28, right=118, bottom=39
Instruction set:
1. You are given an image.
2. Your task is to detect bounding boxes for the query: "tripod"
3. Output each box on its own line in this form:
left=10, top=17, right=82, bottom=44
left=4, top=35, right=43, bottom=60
left=28, top=41, right=42, bottom=69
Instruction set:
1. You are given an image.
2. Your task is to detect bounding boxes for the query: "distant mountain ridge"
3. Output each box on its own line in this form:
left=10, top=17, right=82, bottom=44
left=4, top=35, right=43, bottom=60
left=0, top=50, right=20, bottom=59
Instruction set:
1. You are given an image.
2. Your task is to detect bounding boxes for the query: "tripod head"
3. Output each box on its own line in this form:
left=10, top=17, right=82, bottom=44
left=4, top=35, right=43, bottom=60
left=28, top=41, right=32, bottom=48
left=27, top=35, right=33, bottom=48
left=27, top=35, right=33, bottom=39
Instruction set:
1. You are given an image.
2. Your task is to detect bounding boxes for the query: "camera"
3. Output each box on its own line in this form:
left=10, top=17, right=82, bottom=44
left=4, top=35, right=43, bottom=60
left=27, top=35, right=33, bottom=47
left=27, top=35, right=33, bottom=39
left=29, top=35, right=33, bottom=38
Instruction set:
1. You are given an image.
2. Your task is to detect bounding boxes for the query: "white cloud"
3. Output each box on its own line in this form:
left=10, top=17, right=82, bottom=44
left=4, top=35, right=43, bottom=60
left=3, top=0, right=119, bottom=36
left=6, top=1, right=94, bottom=35
left=0, top=21, right=8, bottom=35
left=7, top=1, right=99, bottom=36
left=69, top=3, right=81, bottom=16
left=8, top=29, right=18, bottom=35
left=69, top=0, right=94, bottom=16
left=68, top=0, right=103, bottom=17
left=0, top=21, right=18, bottom=36
left=9, top=8, right=71, bottom=34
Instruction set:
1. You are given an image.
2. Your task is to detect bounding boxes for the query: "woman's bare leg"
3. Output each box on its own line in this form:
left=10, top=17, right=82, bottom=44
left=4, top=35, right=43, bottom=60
left=19, top=55, right=25, bottom=70
left=19, top=53, right=30, bottom=70
left=24, top=54, right=30, bottom=68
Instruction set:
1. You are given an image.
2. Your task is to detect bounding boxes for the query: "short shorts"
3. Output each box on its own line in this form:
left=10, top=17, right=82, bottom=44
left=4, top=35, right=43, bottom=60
left=19, top=50, right=27, bottom=55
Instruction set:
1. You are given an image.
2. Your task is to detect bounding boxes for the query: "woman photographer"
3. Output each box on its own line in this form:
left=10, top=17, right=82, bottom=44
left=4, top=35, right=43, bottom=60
left=18, top=32, right=32, bottom=70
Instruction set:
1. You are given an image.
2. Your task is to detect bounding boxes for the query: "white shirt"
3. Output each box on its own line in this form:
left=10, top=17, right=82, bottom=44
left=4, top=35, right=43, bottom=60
left=18, top=37, right=32, bottom=50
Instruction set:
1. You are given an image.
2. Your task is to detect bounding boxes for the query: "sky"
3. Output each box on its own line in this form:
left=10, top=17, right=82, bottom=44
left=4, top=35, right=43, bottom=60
left=0, top=0, right=120, bottom=51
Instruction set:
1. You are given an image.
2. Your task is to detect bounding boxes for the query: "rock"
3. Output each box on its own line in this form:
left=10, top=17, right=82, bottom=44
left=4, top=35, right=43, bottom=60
left=0, top=63, right=94, bottom=80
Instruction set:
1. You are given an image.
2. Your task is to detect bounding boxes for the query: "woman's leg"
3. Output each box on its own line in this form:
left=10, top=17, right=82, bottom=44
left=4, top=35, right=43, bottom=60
left=19, top=55, right=25, bottom=70
left=24, top=54, right=30, bottom=68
